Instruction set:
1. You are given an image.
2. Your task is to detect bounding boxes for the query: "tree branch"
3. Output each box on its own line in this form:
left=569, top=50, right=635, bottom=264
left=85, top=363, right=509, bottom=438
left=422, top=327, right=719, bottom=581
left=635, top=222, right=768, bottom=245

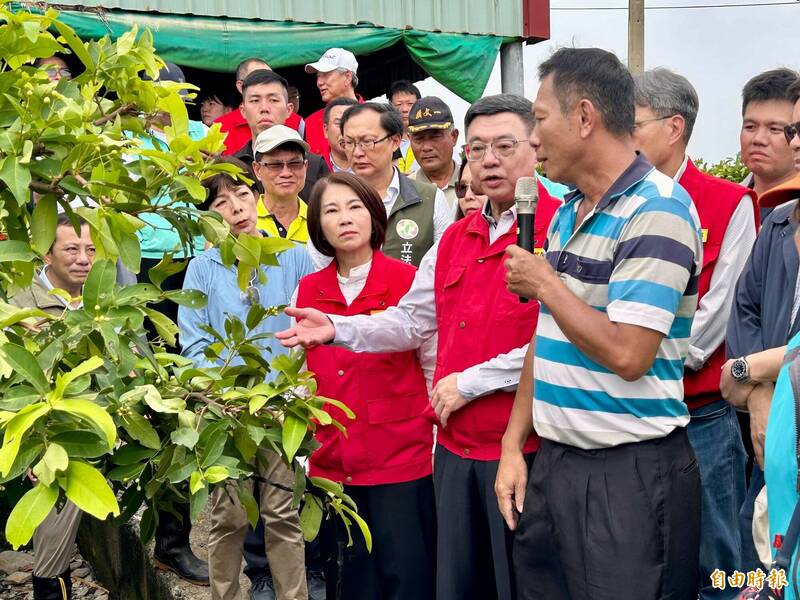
left=93, top=103, right=136, bottom=127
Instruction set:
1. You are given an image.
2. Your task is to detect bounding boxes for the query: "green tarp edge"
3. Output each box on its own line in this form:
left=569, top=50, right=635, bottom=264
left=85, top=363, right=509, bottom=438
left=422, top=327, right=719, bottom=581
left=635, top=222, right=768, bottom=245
left=14, top=4, right=504, bottom=102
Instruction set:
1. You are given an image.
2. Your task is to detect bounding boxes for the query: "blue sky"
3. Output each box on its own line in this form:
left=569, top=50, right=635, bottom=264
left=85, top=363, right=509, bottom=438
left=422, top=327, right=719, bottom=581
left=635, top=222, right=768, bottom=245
left=406, top=0, right=800, bottom=163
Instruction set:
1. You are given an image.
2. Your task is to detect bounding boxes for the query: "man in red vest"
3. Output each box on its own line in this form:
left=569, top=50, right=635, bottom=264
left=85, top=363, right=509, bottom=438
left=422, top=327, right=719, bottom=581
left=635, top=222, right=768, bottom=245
left=277, top=94, right=561, bottom=600
left=304, top=48, right=362, bottom=161
left=633, top=68, right=758, bottom=600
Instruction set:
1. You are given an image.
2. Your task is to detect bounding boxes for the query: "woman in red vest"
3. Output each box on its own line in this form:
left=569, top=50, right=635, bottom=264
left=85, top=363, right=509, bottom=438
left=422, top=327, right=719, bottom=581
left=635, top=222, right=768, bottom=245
left=297, top=172, right=436, bottom=600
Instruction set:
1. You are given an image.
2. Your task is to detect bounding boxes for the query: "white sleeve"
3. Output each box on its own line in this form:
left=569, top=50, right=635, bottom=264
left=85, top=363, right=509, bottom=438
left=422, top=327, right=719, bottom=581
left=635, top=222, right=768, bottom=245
left=456, top=344, right=528, bottom=400
left=331, top=242, right=439, bottom=353
left=432, top=188, right=454, bottom=242
left=306, top=237, right=333, bottom=271
left=685, top=196, right=757, bottom=370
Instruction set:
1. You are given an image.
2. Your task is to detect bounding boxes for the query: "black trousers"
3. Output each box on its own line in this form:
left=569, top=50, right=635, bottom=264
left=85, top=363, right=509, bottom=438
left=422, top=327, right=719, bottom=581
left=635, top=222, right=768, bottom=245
left=339, top=476, right=436, bottom=600
left=434, top=444, right=534, bottom=600
left=513, top=427, right=701, bottom=600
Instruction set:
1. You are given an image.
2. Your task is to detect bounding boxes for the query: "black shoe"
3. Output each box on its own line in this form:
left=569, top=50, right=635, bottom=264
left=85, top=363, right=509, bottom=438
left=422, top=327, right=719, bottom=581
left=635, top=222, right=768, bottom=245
left=307, top=568, right=326, bottom=600
left=249, top=572, right=277, bottom=600
left=154, top=505, right=209, bottom=586
left=33, top=570, right=72, bottom=600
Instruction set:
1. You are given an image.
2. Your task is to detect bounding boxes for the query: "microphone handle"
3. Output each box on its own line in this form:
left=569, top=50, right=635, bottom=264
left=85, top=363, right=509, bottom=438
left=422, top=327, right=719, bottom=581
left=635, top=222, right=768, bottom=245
left=516, top=212, right=535, bottom=303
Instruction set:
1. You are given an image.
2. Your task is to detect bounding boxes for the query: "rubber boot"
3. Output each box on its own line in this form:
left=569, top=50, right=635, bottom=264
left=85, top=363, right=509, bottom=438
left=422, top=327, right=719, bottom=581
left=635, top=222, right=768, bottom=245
left=153, top=503, right=209, bottom=586
left=32, top=570, right=72, bottom=600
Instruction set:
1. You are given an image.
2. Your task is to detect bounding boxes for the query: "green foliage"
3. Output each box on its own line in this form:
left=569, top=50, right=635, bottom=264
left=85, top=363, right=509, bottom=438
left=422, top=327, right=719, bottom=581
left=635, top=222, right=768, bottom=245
left=0, top=3, right=368, bottom=551
left=693, top=155, right=750, bottom=183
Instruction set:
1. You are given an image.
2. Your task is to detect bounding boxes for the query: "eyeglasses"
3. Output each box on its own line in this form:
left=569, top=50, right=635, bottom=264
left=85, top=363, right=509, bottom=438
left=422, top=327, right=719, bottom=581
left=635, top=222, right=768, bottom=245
left=784, top=121, right=800, bottom=144
left=241, top=270, right=261, bottom=306
left=633, top=115, right=675, bottom=129
left=256, top=159, right=306, bottom=174
left=455, top=182, right=476, bottom=199
left=44, top=66, right=71, bottom=78
left=463, top=139, right=520, bottom=162
left=342, top=134, right=392, bottom=152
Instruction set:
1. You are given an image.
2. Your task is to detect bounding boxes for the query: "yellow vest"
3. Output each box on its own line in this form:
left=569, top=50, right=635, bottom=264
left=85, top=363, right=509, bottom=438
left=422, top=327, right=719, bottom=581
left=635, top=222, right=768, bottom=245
left=256, top=196, right=309, bottom=243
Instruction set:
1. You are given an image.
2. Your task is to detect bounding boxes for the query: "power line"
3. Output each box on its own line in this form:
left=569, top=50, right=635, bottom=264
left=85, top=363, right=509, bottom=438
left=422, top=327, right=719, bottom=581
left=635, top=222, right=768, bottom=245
left=552, top=1, right=798, bottom=10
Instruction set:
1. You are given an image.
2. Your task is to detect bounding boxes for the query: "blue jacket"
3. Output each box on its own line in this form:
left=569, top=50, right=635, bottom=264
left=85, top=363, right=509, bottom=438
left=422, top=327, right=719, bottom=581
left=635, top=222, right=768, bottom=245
left=727, top=200, right=799, bottom=357
left=178, top=244, right=313, bottom=374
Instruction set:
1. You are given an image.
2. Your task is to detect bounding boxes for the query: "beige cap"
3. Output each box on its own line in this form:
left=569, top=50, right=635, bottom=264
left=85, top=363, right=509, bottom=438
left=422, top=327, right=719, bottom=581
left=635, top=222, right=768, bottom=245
left=253, top=124, right=309, bottom=155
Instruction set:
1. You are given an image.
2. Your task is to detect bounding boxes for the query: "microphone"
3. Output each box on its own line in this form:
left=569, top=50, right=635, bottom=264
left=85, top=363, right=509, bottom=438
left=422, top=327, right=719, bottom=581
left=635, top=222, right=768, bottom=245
left=515, top=175, right=538, bottom=303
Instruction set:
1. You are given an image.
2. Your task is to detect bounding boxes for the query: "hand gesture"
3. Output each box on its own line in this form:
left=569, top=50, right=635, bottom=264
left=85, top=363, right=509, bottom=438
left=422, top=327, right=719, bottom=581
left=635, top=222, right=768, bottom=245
left=276, top=307, right=335, bottom=348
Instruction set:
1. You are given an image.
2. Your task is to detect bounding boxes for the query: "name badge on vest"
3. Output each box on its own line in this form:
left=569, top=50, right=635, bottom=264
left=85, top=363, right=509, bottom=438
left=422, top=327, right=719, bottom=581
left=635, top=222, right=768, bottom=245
left=534, top=248, right=545, bottom=256
left=701, top=228, right=708, bottom=243
left=396, top=219, right=419, bottom=264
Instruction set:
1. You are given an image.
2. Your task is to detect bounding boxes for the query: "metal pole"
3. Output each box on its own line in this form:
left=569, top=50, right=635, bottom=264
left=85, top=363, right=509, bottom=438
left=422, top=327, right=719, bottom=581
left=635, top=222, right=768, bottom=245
left=500, top=41, right=525, bottom=96
left=628, top=0, right=645, bottom=74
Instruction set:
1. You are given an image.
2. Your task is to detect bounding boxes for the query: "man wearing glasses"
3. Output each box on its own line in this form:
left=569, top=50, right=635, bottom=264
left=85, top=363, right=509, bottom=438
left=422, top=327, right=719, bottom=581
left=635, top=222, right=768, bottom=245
left=252, top=125, right=312, bottom=243
left=309, top=101, right=452, bottom=269
left=276, top=94, right=561, bottom=600
left=234, top=69, right=329, bottom=203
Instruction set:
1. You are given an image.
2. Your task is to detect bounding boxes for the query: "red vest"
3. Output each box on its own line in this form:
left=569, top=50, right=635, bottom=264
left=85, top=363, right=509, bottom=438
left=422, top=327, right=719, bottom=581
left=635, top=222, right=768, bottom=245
left=679, top=158, right=758, bottom=409
left=432, top=184, right=561, bottom=460
left=304, top=108, right=329, bottom=160
left=297, top=252, right=433, bottom=485
left=216, top=108, right=304, bottom=156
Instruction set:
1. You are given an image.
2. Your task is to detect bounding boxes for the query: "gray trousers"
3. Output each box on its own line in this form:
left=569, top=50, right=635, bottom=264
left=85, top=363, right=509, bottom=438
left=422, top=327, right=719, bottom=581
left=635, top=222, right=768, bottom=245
left=33, top=500, right=82, bottom=578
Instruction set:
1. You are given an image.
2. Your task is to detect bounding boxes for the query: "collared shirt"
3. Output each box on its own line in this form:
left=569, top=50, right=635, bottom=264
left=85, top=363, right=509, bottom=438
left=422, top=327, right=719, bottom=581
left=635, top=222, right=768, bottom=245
left=329, top=200, right=526, bottom=401
left=307, top=168, right=453, bottom=270
left=257, top=197, right=309, bottom=243
left=672, top=155, right=757, bottom=370
left=410, top=160, right=460, bottom=214
left=534, top=154, right=702, bottom=450
left=329, top=154, right=352, bottom=173
left=397, top=138, right=418, bottom=174
left=38, top=267, right=82, bottom=309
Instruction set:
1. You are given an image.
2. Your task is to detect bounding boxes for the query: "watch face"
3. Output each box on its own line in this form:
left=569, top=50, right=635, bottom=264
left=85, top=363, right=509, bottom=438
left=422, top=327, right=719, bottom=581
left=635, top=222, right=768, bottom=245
left=731, top=360, right=746, bottom=380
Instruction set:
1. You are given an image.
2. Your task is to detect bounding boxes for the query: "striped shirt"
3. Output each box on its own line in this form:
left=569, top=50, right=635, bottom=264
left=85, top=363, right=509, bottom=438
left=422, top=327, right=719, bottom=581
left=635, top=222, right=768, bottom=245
left=533, top=154, right=703, bottom=449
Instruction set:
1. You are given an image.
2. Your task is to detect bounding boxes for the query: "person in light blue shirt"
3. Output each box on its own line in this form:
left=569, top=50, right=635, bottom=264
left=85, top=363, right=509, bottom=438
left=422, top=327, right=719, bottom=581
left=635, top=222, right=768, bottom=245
left=178, top=156, right=312, bottom=600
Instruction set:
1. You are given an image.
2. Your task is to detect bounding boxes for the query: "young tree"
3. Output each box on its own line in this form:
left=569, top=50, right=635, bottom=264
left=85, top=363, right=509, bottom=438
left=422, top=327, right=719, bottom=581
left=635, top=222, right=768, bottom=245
left=0, top=4, right=368, bottom=551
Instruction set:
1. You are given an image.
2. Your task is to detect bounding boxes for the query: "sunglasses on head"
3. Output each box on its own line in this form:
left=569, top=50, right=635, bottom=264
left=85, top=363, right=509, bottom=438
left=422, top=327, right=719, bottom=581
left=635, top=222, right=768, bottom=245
left=784, top=122, right=800, bottom=144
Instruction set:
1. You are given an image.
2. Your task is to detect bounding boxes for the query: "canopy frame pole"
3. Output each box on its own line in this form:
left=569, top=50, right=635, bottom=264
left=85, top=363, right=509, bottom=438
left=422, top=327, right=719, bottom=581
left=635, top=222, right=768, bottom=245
left=500, top=41, right=524, bottom=96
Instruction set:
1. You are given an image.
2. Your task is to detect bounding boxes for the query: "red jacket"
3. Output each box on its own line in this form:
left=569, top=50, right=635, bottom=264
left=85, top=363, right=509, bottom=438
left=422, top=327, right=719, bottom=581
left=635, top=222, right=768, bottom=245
left=297, top=252, right=433, bottom=485
left=679, top=158, right=758, bottom=409
left=215, top=108, right=304, bottom=156
left=431, top=184, right=561, bottom=460
left=305, top=95, right=364, bottom=160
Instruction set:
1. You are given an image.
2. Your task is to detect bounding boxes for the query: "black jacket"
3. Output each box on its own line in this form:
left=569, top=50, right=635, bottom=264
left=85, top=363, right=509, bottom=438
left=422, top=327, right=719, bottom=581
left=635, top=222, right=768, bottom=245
left=234, top=141, right=330, bottom=202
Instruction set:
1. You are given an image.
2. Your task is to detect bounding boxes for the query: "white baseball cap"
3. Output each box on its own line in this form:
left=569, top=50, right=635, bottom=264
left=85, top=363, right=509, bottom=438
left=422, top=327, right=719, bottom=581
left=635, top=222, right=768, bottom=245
left=305, top=48, right=358, bottom=75
left=253, top=125, right=309, bottom=155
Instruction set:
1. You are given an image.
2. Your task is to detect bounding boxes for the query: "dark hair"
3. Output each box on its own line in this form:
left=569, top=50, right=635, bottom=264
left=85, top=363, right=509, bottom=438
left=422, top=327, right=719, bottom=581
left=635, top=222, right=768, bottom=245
left=464, top=94, right=535, bottom=134
left=50, top=214, right=87, bottom=252
left=537, top=47, right=635, bottom=136
left=236, top=57, right=269, bottom=81
left=790, top=80, right=800, bottom=105
left=200, top=157, right=259, bottom=210
left=389, top=80, right=421, bottom=101
left=307, top=173, right=387, bottom=257
left=741, top=68, right=800, bottom=116
left=241, top=69, right=289, bottom=101
left=340, top=102, right=403, bottom=137
left=324, top=97, right=360, bottom=126
left=455, top=156, right=470, bottom=221
left=198, top=88, right=237, bottom=109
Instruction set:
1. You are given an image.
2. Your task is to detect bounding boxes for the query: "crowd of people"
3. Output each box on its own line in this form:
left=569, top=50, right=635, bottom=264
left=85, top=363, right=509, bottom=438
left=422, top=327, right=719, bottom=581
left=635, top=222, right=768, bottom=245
left=14, top=42, right=800, bottom=600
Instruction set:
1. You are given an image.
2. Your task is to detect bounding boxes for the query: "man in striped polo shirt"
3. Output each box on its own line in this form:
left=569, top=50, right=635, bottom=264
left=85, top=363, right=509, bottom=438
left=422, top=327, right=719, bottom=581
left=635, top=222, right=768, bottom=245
left=496, top=48, right=704, bottom=599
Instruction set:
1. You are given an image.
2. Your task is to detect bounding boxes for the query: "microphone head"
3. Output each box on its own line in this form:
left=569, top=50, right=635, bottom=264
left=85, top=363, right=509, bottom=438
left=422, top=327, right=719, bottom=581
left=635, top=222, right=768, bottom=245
left=515, top=175, right=538, bottom=215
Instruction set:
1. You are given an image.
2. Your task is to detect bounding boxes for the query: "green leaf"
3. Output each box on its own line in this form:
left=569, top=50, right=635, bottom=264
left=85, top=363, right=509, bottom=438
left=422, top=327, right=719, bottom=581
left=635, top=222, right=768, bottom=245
left=197, top=421, right=227, bottom=468
left=164, top=459, right=196, bottom=484
left=0, top=343, right=49, bottom=395
left=0, top=156, right=31, bottom=206
left=140, top=506, right=156, bottom=544
left=107, top=462, right=146, bottom=482
left=146, top=254, right=186, bottom=290
left=0, top=402, right=50, bottom=476
left=189, top=483, right=208, bottom=521
left=122, top=412, right=161, bottom=450
left=52, top=355, right=104, bottom=401
left=282, top=413, right=307, bottom=463
left=189, top=469, right=204, bottom=494
left=142, top=308, right=178, bottom=347
left=203, top=465, right=229, bottom=484
left=300, top=496, right=323, bottom=542
left=60, top=460, right=120, bottom=520
left=0, top=240, right=37, bottom=263
left=50, top=431, right=108, bottom=458
left=292, top=464, right=306, bottom=509
left=163, top=289, right=207, bottom=309
left=5, top=483, right=58, bottom=549
left=115, top=283, right=161, bottom=306
left=175, top=175, right=206, bottom=201
left=140, top=384, right=185, bottom=413
left=53, top=20, right=94, bottom=70
left=170, top=427, right=199, bottom=450
left=30, top=196, right=57, bottom=254
left=348, top=506, right=373, bottom=552
left=233, top=426, right=257, bottom=461
left=112, top=443, right=157, bottom=466
left=52, top=398, right=116, bottom=450
left=236, top=484, right=259, bottom=528
left=32, top=443, right=68, bottom=487
left=82, top=259, right=116, bottom=313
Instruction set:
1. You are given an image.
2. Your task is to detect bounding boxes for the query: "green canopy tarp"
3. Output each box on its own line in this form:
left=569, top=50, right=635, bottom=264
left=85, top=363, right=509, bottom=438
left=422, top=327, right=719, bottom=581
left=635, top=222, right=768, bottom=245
left=31, top=6, right=505, bottom=102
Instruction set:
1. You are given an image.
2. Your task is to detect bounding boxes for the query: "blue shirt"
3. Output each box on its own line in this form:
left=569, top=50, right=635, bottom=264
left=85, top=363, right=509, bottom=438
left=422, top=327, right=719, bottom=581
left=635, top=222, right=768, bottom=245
left=765, top=332, right=800, bottom=597
left=178, top=244, right=313, bottom=376
left=533, top=154, right=703, bottom=449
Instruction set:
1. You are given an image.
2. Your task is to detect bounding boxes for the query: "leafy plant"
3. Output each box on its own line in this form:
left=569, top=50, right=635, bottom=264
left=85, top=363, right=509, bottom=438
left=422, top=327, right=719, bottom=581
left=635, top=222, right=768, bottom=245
left=0, top=4, right=369, bottom=551
left=693, top=154, right=750, bottom=183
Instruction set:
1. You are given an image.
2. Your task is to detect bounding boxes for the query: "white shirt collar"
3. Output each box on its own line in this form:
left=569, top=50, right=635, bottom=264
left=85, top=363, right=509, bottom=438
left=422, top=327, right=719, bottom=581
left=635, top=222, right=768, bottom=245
left=673, top=154, right=690, bottom=181
left=38, top=267, right=82, bottom=309
left=383, top=168, right=402, bottom=213
left=336, top=259, right=372, bottom=285
left=481, top=200, right=517, bottom=227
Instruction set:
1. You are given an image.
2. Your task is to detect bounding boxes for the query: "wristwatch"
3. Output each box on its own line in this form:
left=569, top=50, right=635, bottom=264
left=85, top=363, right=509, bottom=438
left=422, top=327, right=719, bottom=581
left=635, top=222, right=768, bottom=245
left=730, top=357, right=751, bottom=384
